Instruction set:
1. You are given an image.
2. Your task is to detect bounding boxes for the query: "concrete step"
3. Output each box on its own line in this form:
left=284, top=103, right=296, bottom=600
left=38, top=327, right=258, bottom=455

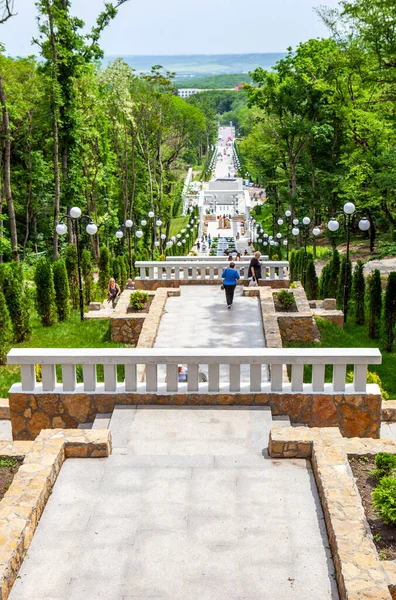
left=92, top=413, right=112, bottom=430
left=77, top=422, right=93, bottom=430
left=108, top=405, right=136, bottom=449
left=271, top=415, right=291, bottom=428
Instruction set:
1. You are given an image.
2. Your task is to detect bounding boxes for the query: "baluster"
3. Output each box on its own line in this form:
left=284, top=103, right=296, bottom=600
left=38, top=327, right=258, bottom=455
left=209, top=267, right=214, bottom=280
left=62, top=364, right=76, bottom=392
left=270, top=364, right=283, bottom=392
left=166, top=364, right=178, bottom=392
left=312, top=364, right=325, bottom=392
left=148, top=267, right=154, bottom=280
left=41, top=364, right=56, bottom=392
left=125, top=364, right=137, bottom=392
left=140, top=267, right=146, bottom=279
left=83, top=364, right=96, bottom=392
left=175, top=266, right=180, bottom=280
left=146, top=364, right=158, bottom=392
left=279, top=267, right=284, bottom=280
left=229, top=364, right=241, bottom=392
left=262, top=267, right=267, bottom=280
left=166, top=267, right=172, bottom=280
left=354, top=364, right=367, bottom=393
left=21, top=364, right=36, bottom=392
left=250, top=364, right=261, bottom=392
left=191, top=266, right=197, bottom=280
left=333, top=364, right=346, bottom=392
left=187, top=364, right=199, bottom=392
left=208, top=364, right=220, bottom=392
left=104, top=364, right=117, bottom=392
left=269, top=266, right=275, bottom=280
left=291, top=364, right=304, bottom=392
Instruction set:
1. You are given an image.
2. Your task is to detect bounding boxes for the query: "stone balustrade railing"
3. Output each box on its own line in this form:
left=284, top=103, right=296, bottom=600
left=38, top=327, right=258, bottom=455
left=165, top=256, right=269, bottom=262
left=135, top=260, right=289, bottom=281
left=7, top=347, right=381, bottom=395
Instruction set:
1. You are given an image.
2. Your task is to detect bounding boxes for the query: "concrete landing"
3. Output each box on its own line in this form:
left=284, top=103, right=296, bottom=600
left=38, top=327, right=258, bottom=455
left=9, top=408, right=339, bottom=600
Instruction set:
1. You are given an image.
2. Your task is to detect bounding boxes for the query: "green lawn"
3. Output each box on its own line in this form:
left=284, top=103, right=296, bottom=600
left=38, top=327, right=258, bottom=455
left=169, top=216, right=189, bottom=238
left=284, top=318, right=396, bottom=400
left=0, top=311, right=123, bottom=397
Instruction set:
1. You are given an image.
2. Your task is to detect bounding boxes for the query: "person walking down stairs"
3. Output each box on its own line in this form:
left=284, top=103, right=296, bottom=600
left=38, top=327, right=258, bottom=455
left=221, top=262, right=240, bottom=309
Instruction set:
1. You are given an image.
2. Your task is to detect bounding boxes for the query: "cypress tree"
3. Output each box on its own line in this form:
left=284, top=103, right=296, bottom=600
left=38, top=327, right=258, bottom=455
left=65, top=244, right=79, bottom=309
left=98, top=246, right=111, bottom=294
left=319, top=264, right=329, bottom=299
left=34, top=257, right=57, bottom=326
left=117, top=255, right=127, bottom=290
left=384, top=272, right=396, bottom=352
left=81, top=249, right=93, bottom=305
left=330, top=249, right=340, bottom=294
left=111, top=256, right=121, bottom=284
left=367, top=269, right=382, bottom=339
left=0, top=291, right=13, bottom=365
left=53, top=259, right=70, bottom=321
left=289, top=250, right=296, bottom=282
left=306, top=258, right=318, bottom=300
left=352, top=261, right=365, bottom=325
left=337, top=255, right=352, bottom=311
left=1, top=261, right=31, bottom=342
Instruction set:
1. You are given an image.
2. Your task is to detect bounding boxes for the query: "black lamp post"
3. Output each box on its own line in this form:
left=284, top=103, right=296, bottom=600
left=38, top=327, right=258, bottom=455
left=327, top=202, right=370, bottom=324
left=56, top=206, right=97, bottom=322
left=292, top=217, right=321, bottom=288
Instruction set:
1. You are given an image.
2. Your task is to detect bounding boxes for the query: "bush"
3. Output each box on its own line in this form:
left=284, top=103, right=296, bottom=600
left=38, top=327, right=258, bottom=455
left=34, top=257, right=57, bottom=326
left=329, top=249, right=340, bottom=293
left=383, top=271, right=396, bottom=352
left=81, top=249, right=93, bottom=305
left=372, top=475, right=396, bottom=525
left=53, top=259, right=70, bottom=321
left=276, top=290, right=295, bottom=310
left=352, top=261, right=365, bottom=325
left=289, top=250, right=297, bottom=282
left=116, top=255, right=127, bottom=290
left=130, top=290, right=149, bottom=311
left=0, top=261, right=31, bottom=342
left=367, top=269, right=382, bottom=339
left=65, top=244, right=79, bottom=309
left=337, top=255, right=352, bottom=311
left=98, top=246, right=111, bottom=295
left=305, top=258, right=318, bottom=300
left=346, top=370, right=389, bottom=401
left=0, top=291, right=13, bottom=365
left=373, top=452, right=396, bottom=480
left=320, top=263, right=331, bottom=299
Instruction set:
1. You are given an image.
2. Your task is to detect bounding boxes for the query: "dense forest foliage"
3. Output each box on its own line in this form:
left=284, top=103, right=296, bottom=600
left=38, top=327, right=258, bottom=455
left=174, top=74, right=252, bottom=89
left=237, top=0, right=396, bottom=246
left=0, top=0, right=216, bottom=263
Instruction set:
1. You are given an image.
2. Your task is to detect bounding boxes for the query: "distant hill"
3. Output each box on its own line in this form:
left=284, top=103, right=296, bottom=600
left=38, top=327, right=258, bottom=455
left=102, top=53, right=286, bottom=76
left=174, top=74, right=253, bottom=89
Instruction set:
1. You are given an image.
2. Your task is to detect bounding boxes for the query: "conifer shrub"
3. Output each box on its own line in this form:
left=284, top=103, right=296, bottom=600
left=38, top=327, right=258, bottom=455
left=305, top=258, right=318, bottom=300
left=373, top=452, right=396, bottom=480
left=0, top=261, right=31, bottom=342
left=98, top=246, right=111, bottom=295
left=117, top=255, right=127, bottom=290
left=330, top=249, right=340, bottom=293
left=53, top=259, right=70, bottom=321
left=384, top=271, right=396, bottom=352
left=289, top=250, right=297, bottom=282
left=81, top=249, right=93, bottom=305
left=372, top=475, right=396, bottom=525
left=319, top=264, right=330, bottom=299
left=336, top=255, right=352, bottom=310
left=34, top=257, right=57, bottom=326
left=367, top=269, right=382, bottom=339
left=65, top=244, right=79, bottom=309
left=352, top=261, right=365, bottom=325
left=0, top=291, right=13, bottom=365
left=112, top=256, right=121, bottom=285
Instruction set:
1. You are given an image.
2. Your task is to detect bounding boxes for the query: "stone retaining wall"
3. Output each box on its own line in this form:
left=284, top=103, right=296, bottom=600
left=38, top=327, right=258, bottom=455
left=9, top=388, right=382, bottom=440
left=269, top=426, right=396, bottom=600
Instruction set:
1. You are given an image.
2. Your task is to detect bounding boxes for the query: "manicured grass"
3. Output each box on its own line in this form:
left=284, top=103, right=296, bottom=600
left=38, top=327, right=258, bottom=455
left=169, top=216, right=189, bottom=238
left=284, top=318, right=396, bottom=399
left=0, top=311, right=123, bottom=397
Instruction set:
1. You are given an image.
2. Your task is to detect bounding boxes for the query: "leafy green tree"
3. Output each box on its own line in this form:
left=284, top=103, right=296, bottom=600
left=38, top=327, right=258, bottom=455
left=0, top=291, right=13, bottom=364
left=65, top=244, right=78, bottom=309
left=383, top=272, right=396, bottom=352
left=53, top=259, right=70, bottom=321
left=367, top=269, right=382, bottom=339
left=34, top=257, right=57, bottom=326
left=352, top=261, right=365, bottom=325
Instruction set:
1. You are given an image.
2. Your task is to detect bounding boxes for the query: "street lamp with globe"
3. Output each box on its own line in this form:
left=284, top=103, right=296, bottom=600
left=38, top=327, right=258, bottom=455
left=292, top=216, right=321, bottom=288
left=56, top=206, right=97, bottom=322
left=327, top=202, right=370, bottom=323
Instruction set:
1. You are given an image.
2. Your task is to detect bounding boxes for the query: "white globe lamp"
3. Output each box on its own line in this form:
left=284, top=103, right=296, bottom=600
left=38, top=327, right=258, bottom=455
left=148, top=211, right=155, bottom=218
left=141, top=219, right=147, bottom=227
left=125, top=220, right=133, bottom=228
left=135, top=229, right=143, bottom=239
left=358, top=219, right=370, bottom=231
left=303, top=217, right=311, bottom=226
left=56, top=223, right=67, bottom=236
left=312, top=227, right=321, bottom=237
left=277, top=218, right=284, bottom=226
left=328, top=220, right=340, bottom=232
left=292, top=227, right=299, bottom=236
left=285, top=210, right=291, bottom=218
left=70, top=206, right=82, bottom=219
left=344, top=202, right=355, bottom=215
left=86, top=223, right=97, bottom=236
left=115, top=230, right=123, bottom=239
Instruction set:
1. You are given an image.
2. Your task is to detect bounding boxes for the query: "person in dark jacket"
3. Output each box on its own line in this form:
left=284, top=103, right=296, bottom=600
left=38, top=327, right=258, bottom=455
left=221, top=262, right=240, bottom=309
left=249, top=252, right=262, bottom=283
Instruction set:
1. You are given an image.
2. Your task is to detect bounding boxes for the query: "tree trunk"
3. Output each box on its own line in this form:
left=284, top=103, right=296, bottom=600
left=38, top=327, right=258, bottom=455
left=0, top=74, right=18, bottom=261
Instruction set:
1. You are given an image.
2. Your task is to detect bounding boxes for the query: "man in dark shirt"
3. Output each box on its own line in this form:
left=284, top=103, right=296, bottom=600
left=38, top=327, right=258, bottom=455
left=249, top=251, right=262, bottom=281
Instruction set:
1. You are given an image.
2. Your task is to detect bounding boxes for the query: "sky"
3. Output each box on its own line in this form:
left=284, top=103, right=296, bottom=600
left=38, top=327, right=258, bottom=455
left=0, top=0, right=341, bottom=57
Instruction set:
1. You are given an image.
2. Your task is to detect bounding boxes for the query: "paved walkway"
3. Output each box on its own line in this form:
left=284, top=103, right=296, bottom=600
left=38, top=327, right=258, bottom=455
left=9, top=286, right=339, bottom=600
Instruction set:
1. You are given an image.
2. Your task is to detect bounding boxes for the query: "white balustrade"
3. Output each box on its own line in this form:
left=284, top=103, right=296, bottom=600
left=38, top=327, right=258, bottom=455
left=136, top=260, right=289, bottom=281
left=7, top=348, right=381, bottom=396
left=165, top=256, right=269, bottom=261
